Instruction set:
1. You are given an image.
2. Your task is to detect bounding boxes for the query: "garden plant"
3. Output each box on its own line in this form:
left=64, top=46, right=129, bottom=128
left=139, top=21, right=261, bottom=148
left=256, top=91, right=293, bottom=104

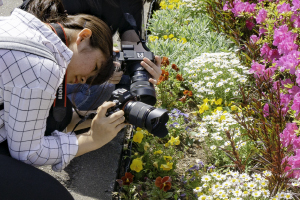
left=114, top=0, right=300, bottom=199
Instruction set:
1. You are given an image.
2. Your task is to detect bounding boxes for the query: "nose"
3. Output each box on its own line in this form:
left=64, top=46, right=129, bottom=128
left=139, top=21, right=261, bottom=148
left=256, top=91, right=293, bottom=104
left=80, top=77, right=87, bottom=84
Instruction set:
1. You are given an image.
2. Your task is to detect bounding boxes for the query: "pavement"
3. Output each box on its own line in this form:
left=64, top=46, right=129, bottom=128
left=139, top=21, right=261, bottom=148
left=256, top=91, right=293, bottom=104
left=0, top=1, right=151, bottom=199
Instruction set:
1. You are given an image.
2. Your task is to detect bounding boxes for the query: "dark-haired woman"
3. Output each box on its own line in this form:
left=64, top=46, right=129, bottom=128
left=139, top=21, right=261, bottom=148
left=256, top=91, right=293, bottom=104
left=0, top=7, right=130, bottom=199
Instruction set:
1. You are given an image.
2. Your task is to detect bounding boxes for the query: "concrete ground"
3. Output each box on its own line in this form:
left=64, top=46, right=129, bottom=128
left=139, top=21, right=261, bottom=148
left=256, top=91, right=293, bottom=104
left=0, top=1, right=151, bottom=199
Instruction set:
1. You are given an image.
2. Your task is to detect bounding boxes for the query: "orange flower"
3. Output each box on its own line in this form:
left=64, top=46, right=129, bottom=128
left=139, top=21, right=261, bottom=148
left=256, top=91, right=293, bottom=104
left=176, top=74, right=183, bottom=81
left=161, top=56, right=170, bottom=67
left=183, top=90, right=189, bottom=95
left=188, top=91, right=193, bottom=97
left=121, top=172, right=134, bottom=186
left=179, top=95, right=187, bottom=103
left=171, top=64, right=179, bottom=72
left=155, top=176, right=172, bottom=192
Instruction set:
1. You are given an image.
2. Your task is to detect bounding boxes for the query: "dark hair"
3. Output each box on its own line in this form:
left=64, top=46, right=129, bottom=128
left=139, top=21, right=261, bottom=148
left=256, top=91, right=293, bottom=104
left=23, top=0, right=114, bottom=86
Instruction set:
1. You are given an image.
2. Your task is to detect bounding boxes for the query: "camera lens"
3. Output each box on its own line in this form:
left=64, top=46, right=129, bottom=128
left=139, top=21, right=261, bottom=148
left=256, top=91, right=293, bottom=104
left=123, top=101, right=169, bottom=138
left=126, top=61, right=157, bottom=106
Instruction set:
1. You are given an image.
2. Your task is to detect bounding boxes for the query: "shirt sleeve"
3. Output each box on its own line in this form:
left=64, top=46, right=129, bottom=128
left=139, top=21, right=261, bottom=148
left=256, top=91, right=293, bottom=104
left=4, top=85, right=78, bottom=171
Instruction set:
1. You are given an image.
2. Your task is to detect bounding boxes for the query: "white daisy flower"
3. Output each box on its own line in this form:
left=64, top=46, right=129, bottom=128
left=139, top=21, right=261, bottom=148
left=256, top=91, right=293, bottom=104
left=201, top=175, right=211, bottom=182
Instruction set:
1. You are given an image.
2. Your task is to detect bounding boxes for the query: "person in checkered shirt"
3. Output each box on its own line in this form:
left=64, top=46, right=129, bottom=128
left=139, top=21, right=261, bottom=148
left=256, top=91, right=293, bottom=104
left=0, top=0, right=135, bottom=198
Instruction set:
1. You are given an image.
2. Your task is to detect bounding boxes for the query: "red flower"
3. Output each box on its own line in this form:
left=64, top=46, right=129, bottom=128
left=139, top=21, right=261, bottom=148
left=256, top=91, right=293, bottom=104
left=176, top=74, right=184, bottom=81
left=171, top=64, right=179, bottom=72
left=121, top=172, right=134, bottom=186
left=161, top=56, right=170, bottom=67
left=155, top=176, right=172, bottom=191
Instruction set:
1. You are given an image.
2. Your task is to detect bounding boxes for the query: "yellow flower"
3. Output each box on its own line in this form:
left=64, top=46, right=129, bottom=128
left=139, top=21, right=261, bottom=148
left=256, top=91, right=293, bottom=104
left=168, top=34, right=174, bottom=39
left=172, top=37, right=177, bottom=41
left=203, top=98, right=209, bottom=104
left=215, top=98, right=223, bottom=105
left=136, top=127, right=142, bottom=131
left=149, top=35, right=158, bottom=42
left=153, top=162, right=158, bottom=168
left=159, top=1, right=167, bottom=9
left=168, top=4, right=175, bottom=9
left=219, top=115, right=226, bottom=122
left=160, top=162, right=173, bottom=171
left=154, top=150, right=163, bottom=155
left=130, top=158, right=143, bottom=172
left=199, top=108, right=204, bottom=114
left=165, top=142, right=170, bottom=147
left=211, top=98, right=216, bottom=105
left=163, top=35, right=168, bottom=39
left=169, top=136, right=180, bottom=145
left=217, top=107, right=222, bottom=111
left=202, top=104, right=209, bottom=111
left=180, top=37, right=187, bottom=43
left=163, top=156, right=172, bottom=161
left=144, top=142, right=150, bottom=151
left=231, top=105, right=237, bottom=111
left=133, top=131, right=143, bottom=143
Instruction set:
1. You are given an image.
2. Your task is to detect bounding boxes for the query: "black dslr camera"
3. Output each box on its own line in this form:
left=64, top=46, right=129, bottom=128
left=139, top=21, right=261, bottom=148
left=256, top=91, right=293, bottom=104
left=106, top=88, right=169, bottom=138
left=114, top=44, right=157, bottom=106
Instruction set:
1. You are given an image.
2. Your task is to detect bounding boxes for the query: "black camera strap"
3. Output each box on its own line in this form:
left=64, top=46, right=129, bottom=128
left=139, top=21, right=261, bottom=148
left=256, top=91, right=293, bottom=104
left=120, top=0, right=150, bottom=51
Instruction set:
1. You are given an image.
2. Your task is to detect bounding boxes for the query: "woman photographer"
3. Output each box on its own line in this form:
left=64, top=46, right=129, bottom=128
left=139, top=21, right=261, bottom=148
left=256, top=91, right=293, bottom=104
left=0, top=1, right=131, bottom=198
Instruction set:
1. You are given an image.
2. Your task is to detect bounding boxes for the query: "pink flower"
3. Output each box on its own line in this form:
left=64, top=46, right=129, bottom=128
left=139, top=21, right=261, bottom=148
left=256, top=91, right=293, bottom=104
left=288, top=86, right=300, bottom=96
left=276, top=50, right=300, bottom=74
left=291, top=92, right=300, bottom=116
left=231, top=0, right=256, bottom=16
left=223, top=1, right=230, bottom=11
left=277, top=37, right=299, bottom=55
left=280, top=122, right=298, bottom=147
left=249, top=61, right=265, bottom=76
left=256, top=8, right=267, bottom=24
left=263, top=103, right=269, bottom=117
left=291, top=14, right=300, bottom=27
left=246, top=20, right=255, bottom=30
left=277, top=2, right=291, bottom=13
left=250, top=35, right=259, bottom=44
left=259, top=28, right=267, bottom=36
left=260, top=43, right=271, bottom=58
left=292, top=0, right=300, bottom=11
left=273, top=25, right=292, bottom=46
left=296, top=69, right=300, bottom=85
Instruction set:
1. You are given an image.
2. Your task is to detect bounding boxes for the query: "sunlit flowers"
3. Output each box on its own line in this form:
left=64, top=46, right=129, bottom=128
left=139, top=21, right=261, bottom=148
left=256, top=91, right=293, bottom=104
left=155, top=176, right=172, bottom=191
left=160, top=162, right=173, bottom=171
left=132, top=131, right=143, bottom=143
left=130, top=158, right=143, bottom=172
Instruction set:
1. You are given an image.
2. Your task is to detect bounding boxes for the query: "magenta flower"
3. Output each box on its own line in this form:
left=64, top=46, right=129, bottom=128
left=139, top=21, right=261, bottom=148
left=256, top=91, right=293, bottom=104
left=277, top=2, right=291, bottom=13
left=246, top=20, right=255, bottom=30
left=280, top=122, right=298, bottom=147
left=256, top=8, right=267, bottom=24
left=223, top=1, right=230, bottom=11
left=276, top=50, right=300, bottom=74
left=250, top=35, right=259, bottom=44
left=273, top=25, right=292, bottom=46
left=292, top=0, right=300, bottom=11
left=289, top=86, right=300, bottom=96
left=249, top=61, right=265, bottom=76
left=291, top=92, right=300, bottom=116
left=291, top=14, right=300, bottom=27
left=259, top=28, right=267, bottom=36
left=260, top=43, right=271, bottom=58
left=263, top=103, right=269, bottom=117
left=277, top=37, right=299, bottom=55
left=231, top=0, right=256, bottom=16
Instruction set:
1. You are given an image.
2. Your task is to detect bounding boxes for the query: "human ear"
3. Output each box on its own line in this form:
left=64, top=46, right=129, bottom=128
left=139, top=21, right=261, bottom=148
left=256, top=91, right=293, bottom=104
left=76, top=28, right=92, bottom=45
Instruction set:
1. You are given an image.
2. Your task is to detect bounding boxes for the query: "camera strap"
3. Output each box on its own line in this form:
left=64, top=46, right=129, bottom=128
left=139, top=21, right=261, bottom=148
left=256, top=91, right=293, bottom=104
left=47, top=23, right=69, bottom=122
left=120, top=0, right=150, bottom=51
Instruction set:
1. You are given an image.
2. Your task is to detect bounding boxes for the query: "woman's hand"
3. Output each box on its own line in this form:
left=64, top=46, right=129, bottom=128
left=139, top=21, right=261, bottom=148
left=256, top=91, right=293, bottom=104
left=140, top=55, right=162, bottom=85
left=76, top=101, right=126, bottom=156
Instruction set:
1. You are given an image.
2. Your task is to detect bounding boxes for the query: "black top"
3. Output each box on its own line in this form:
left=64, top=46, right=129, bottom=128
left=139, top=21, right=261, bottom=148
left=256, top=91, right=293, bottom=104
left=61, top=0, right=143, bottom=36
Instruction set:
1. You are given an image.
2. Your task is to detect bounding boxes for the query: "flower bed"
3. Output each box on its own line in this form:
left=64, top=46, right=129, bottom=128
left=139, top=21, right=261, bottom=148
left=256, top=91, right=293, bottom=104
left=115, top=0, right=300, bottom=199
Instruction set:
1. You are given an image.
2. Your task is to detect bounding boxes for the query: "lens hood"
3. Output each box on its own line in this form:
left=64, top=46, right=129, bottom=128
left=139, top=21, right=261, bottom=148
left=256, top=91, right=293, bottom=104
left=145, top=108, right=169, bottom=138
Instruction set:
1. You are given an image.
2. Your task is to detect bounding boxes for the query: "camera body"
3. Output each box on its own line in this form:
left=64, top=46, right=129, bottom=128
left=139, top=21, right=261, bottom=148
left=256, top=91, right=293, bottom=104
left=114, top=44, right=157, bottom=106
left=106, top=88, right=169, bottom=138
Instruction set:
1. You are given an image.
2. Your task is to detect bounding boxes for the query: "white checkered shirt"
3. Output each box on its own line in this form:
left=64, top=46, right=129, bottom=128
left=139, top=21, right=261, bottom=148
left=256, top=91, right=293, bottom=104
left=0, top=8, right=78, bottom=171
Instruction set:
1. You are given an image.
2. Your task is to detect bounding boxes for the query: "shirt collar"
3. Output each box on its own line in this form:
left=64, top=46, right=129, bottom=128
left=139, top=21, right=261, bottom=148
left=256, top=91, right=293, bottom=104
left=11, top=8, right=73, bottom=64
